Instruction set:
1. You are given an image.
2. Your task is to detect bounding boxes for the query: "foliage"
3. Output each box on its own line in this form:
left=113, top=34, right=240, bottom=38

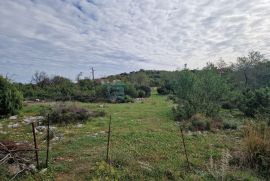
left=0, top=76, right=23, bottom=116
left=157, top=86, right=170, bottom=95
left=237, top=87, right=270, bottom=119
left=173, top=69, right=229, bottom=120
left=129, top=71, right=150, bottom=86
left=91, top=161, right=120, bottom=181
left=234, top=123, right=270, bottom=177
left=136, top=85, right=151, bottom=98
left=46, top=103, right=105, bottom=125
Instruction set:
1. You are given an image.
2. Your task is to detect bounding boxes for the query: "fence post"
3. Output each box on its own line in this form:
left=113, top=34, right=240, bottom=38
left=106, top=115, right=112, bottom=165
left=45, top=114, right=50, bottom=168
left=180, top=125, right=191, bottom=170
left=31, top=122, right=39, bottom=169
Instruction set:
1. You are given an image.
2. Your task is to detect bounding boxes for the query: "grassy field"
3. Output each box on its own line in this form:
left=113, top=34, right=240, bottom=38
left=0, top=92, right=263, bottom=180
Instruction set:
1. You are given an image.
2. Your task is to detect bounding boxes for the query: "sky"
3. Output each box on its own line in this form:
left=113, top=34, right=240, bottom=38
left=0, top=0, right=270, bottom=82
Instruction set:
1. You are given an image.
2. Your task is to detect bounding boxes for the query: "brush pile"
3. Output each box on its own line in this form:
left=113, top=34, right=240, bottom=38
left=0, top=141, right=37, bottom=179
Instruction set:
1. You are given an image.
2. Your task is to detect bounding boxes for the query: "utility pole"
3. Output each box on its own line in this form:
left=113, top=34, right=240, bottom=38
left=90, top=67, right=95, bottom=81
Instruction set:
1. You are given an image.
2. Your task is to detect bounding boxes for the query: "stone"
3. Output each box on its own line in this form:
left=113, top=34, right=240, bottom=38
left=8, top=123, right=19, bottom=128
left=9, top=115, right=17, bottom=120
left=39, top=168, right=47, bottom=174
left=99, top=131, right=106, bottom=134
left=76, top=124, right=83, bottom=128
left=28, top=164, right=37, bottom=173
left=0, top=131, right=7, bottom=134
left=23, top=118, right=33, bottom=125
left=36, top=126, right=47, bottom=132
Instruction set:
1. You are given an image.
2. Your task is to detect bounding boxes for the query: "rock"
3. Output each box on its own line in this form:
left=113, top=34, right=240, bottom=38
left=39, top=168, right=47, bottom=174
left=36, top=126, right=47, bottom=132
left=23, top=116, right=45, bottom=125
left=52, top=136, right=61, bottom=142
left=36, top=116, right=45, bottom=120
left=9, top=115, right=17, bottom=120
left=0, top=131, right=7, bottom=134
left=28, top=164, right=37, bottom=173
left=76, top=124, right=83, bottom=128
left=23, top=118, right=33, bottom=125
left=187, top=131, right=193, bottom=136
left=8, top=123, right=19, bottom=128
left=50, top=126, right=57, bottom=130
left=99, top=131, right=106, bottom=134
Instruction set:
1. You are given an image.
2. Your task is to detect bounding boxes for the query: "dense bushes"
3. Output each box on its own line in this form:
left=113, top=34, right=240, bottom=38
left=0, top=76, right=23, bottom=116
left=17, top=74, right=152, bottom=103
left=173, top=69, right=229, bottom=121
left=238, top=87, right=270, bottom=120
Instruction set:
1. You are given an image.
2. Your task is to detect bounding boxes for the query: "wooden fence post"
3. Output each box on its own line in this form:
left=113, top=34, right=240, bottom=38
left=106, top=115, right=112, bottom=165
left=180, top=125, right=191, bottom=170
left=45, top=114, right=50, bottom=168
left=31, top=122, right=39, bottom=169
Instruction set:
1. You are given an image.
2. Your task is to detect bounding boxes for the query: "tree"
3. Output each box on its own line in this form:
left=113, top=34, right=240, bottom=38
left=130, top=72, right=150, bottom=86
left=31, top=71, right=50, bottom=88
left=235, top=51, right=265, bottom=87
left=0, top=76, right=23, bottom=116
left=173, top=68, right=229, bottom=120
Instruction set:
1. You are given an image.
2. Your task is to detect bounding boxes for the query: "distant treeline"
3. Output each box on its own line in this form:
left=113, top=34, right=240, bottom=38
left=12, top=70, right=152, bottom=103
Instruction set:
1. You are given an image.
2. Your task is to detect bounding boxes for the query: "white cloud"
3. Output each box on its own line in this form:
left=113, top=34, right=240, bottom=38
left=0, top=0, right=270, bottom=82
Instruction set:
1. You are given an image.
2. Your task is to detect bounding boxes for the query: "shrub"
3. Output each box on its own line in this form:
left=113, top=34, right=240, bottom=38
left=238, top=87, right=270, bottom=119
left=136, top=85, right=151, bottom=98
left=90, top=161, right=120, bottom=181
left=47, top=103, right=104, bottom=125
left=233, top=123, right=270, bottom=177
left=222, top=121, right=237, bottom=130
left=188, top=114, right=211, bottom=131
left=173, top=69, right=229, bottom=121
left=0, top=76, right=23, bottom=116
left=157, top=87, right=170, bottom=95
left=124, top=84, right=137, bottom=98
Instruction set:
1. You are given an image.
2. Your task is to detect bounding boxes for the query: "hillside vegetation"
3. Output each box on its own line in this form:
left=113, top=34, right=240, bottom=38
left=0, top=51, right=269, bottom=180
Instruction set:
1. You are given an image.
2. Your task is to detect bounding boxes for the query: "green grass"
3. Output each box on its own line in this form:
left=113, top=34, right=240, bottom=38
left=0, top=94, right=264, bottom=180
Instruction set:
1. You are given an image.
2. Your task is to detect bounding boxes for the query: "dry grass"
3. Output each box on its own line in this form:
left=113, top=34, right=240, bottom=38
left=238, top=123, right=270, bottom=176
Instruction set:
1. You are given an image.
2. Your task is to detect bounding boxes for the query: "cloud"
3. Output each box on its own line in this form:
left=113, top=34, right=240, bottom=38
left=0, top=0, right=270, bottom=82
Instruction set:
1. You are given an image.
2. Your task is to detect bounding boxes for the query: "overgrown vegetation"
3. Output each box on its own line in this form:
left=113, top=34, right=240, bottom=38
left=0, top=50, right=269, bottom=180
left=232, top=123, right=270, bottom=177
left=15, top=72, right=152, bottom=103
left=46, top=103, right=105, bottom=125
left=0, top=76, right=23, bottom=116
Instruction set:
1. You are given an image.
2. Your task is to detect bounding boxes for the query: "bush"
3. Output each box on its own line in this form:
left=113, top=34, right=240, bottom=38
left=238, top=87, right=270, bottom=119
left=0, top=76, right=23, bottom=116
left=124, top=84, right=137, bottom=98
left=90, top=161, right=120, bottom=180
left=222, top=121, right=237, bottom=130
left=233, top=123, right=270, bottom=177
left=173, top=69, right=229, bottom=121
left=47, top=103, right=104, bottom=125
left=136, top=85, right=151, bottom=98
left=187, top=114, right=211, bottom=131
left=157, top=87, right=170, bottom=95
